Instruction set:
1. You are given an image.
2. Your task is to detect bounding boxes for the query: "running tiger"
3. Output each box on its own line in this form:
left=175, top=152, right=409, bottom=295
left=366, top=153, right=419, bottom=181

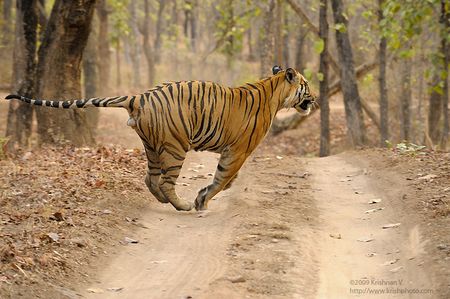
left=5, top=66, right=316, bottom=211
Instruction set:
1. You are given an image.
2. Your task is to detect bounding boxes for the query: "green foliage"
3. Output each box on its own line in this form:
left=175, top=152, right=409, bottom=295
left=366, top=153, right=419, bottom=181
left=381, top=0, right=449, bottom=91
left=361, top=10, right=373, bottom=19
left=334, top=23, right=347, bottom=33
left=108, top=0, right=131, bottom=47
left=362, top=73, right=374, bottom=86
left=214, top=0, right=260, bottom=58
left=317, top=72, right=324, bottom=82
left=303, top=68, right=313, bottom=81
left=381, top=0, right=439, bottom=50
left=393, top=141, right=426, bottom=155
left=313, top=39, right=324, bottom=54
left=45, top=0, right=56, bottom=13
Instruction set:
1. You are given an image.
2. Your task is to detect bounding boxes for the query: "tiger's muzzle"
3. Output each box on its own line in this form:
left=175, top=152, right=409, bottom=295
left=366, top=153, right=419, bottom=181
left=295, top=95, right=316, bottom=116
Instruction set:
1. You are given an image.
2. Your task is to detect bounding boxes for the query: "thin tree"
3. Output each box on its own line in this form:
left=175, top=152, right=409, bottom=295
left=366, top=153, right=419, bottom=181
left=142, top=0, right=155, bottom=86
left=154, top=0, right=167, bottom=62
left=399, top=57, right=412, bottom=141
left=2, top=0, right=13, bottom=44
left=378, top=0, right=389, bottom=146
left=83, top=24, right=100, bottom=137
left=129, top=0, right=141, bottom=88
left=184, top=0, right=198, bottom=52
left=260, top=0, right=276, bottom=77
left=34, top=0, right=97, bottom=146
left=319, top=0, right=329, bottom=156
left=440, top=0, right=449, bottom=149
left=5, top=0, right=38, bottom=150
left=283, top=4, right=291, bottom=66
left=190, top=0, right=198, bottom=52
left=246, top=28, right=255, bottom=61
left=274, top=0, right=284, bottom=66
left=96, top=0, right=110, bottom=95
left=294, top=28, right=308, bottom=73
left=428, top=72, right=443, bottom=144
left=330, top=0, right=366, bottom=146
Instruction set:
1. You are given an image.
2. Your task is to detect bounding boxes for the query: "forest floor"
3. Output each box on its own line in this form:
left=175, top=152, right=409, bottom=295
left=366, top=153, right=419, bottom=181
left=0, top=97, right=449, bottom=298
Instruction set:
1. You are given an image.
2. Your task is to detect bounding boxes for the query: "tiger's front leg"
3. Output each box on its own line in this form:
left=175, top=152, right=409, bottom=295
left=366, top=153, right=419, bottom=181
left=195, top=152, right=248, bottom=210
left=223, top=173, right=238, bottom=190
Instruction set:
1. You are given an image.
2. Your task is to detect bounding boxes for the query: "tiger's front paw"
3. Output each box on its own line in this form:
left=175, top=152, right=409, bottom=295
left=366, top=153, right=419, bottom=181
left=194, top=187, right=208, bottom=211
left=194, top=201, right=207, bottom=211
left=194, top=197, right=207, bottom=211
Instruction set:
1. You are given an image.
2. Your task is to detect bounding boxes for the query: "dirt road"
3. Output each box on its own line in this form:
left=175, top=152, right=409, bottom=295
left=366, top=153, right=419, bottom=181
left=79, top=150, right=439, bottom=299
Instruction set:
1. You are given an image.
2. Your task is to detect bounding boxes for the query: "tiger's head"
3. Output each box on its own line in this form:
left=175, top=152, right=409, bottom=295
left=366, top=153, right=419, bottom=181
left=272, top=65, right=316, bottom=116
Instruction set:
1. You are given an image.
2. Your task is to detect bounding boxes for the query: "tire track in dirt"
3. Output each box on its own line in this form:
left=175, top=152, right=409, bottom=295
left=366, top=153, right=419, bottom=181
left=82, top=152, right=242, bottom=298
left=309, top=154, right=436, bottom=299
left=81, top=153, right=319, bottom=299
left=81, top=152, right=438, bottom=298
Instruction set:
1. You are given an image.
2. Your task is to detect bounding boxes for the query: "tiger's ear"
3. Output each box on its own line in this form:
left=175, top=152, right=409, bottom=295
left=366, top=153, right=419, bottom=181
left=272, top=65, right=283, bottom=75
left=285, top=68, right=297, bottom=84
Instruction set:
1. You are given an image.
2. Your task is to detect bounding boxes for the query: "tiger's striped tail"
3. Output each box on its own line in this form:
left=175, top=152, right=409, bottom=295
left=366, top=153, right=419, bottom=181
left=5, top=94, right=133, bottom=109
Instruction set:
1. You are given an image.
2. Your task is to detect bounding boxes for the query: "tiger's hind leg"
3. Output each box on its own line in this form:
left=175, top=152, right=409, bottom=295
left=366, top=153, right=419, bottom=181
left=158, top=149, right=194, bottom=211
left=144, top=148, right=169, bottom=204
left=195, top=152, right=247, bottom=210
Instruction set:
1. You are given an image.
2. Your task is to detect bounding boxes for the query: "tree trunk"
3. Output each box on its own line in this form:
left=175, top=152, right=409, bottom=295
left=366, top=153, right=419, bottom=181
left=319, top=0, right=329, bottom=157
left=184, top=1, right=191, bottom=38
left=225, top=0, right=235, bottom=67
left=83, top=25, right=99, bottom=137
left=96, top=0, right=110, bottom=95
left=129, top=0, right=141, bottom=87
left=416, top=49, right=425, bottom=144
left=259, top=0, right=276, bottom=77
left=5, top=0, right=38, bottom=150
left=283, top=4, right=290, bottom=67
left=2, top=0, right=13, bottom=21
left=273, top=0, right=283, bottom=66
left=399, top=58, right=412, bottom=141
left=34, top=0, right=96, bottom=146
left=143, top=0, right=155, bottom=86
left=428, top=73, right=443, bottom=144
left=2, top=0, right=13, bottom=44
left=115, top=39, right=121, bottom=89
left=295, top=28, right=307, bottom=73
left=154, top=0, right=166, bottom=62
left=331, top=0, right=366, bottom=146
left=37, top=0, right=48, bottom=37
left=171, top=0, right=180, bottom=49
left=247, top=28, right=255, bottom=61
left=183, top=0, right=197, bottom=51
left=378, top=0, right=389, bottom=146
left=440, top=0, right=449, bottom=149
left=190, top=0, right=198, bottom=52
